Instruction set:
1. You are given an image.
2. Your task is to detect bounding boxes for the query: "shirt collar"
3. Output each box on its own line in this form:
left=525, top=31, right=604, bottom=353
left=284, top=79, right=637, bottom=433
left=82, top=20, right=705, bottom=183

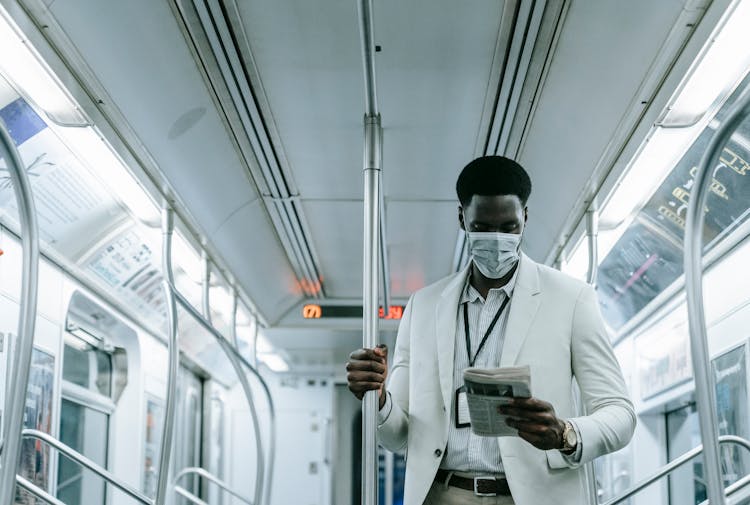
left=460, top=262, right=519, bottom=304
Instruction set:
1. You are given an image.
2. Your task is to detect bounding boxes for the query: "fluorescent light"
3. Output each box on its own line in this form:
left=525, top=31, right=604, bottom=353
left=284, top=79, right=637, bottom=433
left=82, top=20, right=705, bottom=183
left=664, top=0, right=750, bottom=123
left=257, top=352, right=289, bottom=372
left=0, top=9, right=83, bottom=122
left=51, top=126, right=160, bottom=224
left=600, top=125, right=699, bottom=226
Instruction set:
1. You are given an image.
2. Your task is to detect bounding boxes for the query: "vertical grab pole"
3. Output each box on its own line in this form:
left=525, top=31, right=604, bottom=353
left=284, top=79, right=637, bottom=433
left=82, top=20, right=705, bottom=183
left=201, top=251, right=212, bottom=324
left=358, top=2, right=381, bottom=504
left=156, top=206, right=180, bottom=505
left=684, top=86, right=750, bottom=505
left=0, top=120, right=40, bottom=505
left=361, top=114, right=381, bottom=505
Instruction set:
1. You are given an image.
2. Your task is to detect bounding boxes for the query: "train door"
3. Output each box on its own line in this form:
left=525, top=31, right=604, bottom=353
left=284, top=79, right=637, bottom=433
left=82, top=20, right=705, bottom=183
left=173, top=367, right=203, bottom=504
left=56, top=337, right=116, bottom=504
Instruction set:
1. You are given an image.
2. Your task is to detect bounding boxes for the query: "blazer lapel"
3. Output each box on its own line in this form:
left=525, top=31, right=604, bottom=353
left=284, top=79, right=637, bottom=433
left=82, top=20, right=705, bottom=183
left=500, top=253, right=541, bottom=367
left=435, top=264, right=470, bottom=414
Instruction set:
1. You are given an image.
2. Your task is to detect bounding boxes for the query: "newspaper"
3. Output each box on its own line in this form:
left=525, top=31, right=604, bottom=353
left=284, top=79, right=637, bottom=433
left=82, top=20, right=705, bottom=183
left=462, top=365, right=532, bottom=437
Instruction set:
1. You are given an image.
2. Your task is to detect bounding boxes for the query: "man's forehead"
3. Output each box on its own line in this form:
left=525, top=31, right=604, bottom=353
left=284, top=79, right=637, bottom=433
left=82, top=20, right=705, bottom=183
left=466, top=194, right=523, bottom=215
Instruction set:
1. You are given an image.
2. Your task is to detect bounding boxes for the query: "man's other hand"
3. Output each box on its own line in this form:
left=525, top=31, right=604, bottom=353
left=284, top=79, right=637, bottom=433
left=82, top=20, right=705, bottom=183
left=346, top=345, right=388, bottom=409
left=498, top=397, right=566, bottom=451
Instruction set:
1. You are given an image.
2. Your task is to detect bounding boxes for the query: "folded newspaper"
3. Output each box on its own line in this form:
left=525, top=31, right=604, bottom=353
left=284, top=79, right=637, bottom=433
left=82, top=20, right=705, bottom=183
left=462, top=365, right=532, bottom=437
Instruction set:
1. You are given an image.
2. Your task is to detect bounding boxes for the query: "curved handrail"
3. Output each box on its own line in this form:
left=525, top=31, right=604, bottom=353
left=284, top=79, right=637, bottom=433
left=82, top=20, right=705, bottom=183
left=166, top=282, right=276, bottom=505
left=684, top=84, right=750, bottom=505
left=155, top=206, right=180, bottom=505
left=0, top=119, right=41, bottom=505
left=585, top=206, right=598, bottom=286
left=602, top=435, right=750, bottom=505
left=15, top=474, right=66, bottom=505
left=173, top=466, right=253, bottom=505
left=174, top=485, right=210, bottom=505
left=20, top=429, right=152, bottom=504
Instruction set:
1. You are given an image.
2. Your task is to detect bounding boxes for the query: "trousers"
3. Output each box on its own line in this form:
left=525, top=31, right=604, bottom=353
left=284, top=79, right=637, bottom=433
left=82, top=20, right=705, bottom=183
left=423, top=480, right=515, bottom=505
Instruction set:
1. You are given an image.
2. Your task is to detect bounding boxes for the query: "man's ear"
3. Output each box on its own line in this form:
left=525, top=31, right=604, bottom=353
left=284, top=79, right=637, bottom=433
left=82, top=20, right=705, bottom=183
left=458, top=206, right=465, bottom=231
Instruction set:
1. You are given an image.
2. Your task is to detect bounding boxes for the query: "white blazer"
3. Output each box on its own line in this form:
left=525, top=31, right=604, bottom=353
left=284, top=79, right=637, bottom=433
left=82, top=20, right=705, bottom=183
left=378, top=253, right=636, bottom=505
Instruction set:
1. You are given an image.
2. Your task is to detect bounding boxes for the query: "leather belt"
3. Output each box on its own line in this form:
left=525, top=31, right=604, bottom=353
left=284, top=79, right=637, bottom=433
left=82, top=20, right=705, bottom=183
left=435, top=469, right=511, bottom=497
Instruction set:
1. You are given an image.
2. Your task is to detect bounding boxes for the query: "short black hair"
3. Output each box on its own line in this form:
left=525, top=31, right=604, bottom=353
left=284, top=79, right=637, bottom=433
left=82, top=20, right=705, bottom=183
left=456, top=156, right=532, bottom=207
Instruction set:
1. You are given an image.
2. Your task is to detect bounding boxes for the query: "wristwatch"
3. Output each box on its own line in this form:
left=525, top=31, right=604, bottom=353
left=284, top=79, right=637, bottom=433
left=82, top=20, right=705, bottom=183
left=561, top=421, right=578, bottom=453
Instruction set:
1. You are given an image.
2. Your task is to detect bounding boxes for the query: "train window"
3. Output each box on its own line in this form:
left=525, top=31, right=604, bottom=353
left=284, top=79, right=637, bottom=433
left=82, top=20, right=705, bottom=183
left=142, top=396, right=165, bottom=498
left=62, top=342, right=113, bottom=397
left=597, top=73, right=750, bottom=331
left=56, top=399, right=109, bottom=504
left=15, top=348, right=55, bottom=504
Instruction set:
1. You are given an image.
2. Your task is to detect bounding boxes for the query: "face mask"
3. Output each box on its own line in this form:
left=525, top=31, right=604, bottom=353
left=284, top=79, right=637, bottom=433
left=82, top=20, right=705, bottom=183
left=467, top=231, right=521, bottom=279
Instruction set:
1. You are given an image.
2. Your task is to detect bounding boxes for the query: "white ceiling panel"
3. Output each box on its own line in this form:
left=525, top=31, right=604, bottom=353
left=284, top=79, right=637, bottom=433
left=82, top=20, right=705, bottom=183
left=376, top=0, right=505, bottom=200
left=301, top=200, right=363, bottom=298
left=387, top=200, right=458, bottom=297
left=210, top=199, right=301, bottom=323
left=236, top=0, right=364, bottom=200
left=48, top=0, right=259, bottom=234
left=517, top=0, right=687, bottom=261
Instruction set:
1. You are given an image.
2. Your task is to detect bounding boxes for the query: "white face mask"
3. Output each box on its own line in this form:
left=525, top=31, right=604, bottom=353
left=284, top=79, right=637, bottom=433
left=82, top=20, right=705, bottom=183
left=467, top=231, right=521, bottom=279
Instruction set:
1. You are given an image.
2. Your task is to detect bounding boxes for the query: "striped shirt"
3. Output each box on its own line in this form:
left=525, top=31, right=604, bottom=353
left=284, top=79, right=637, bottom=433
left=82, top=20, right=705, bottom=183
left=440, top=269, right=517, bottom=472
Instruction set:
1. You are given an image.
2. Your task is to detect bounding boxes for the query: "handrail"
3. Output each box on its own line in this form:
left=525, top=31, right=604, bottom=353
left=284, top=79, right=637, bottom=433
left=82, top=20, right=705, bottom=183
left=585, top=205, right=598, bottom=286
left=0, top=119, right=41, bottom=505
left=15, top=474, right=66, bottom=505
left=357, top=3, right=382, bottom=505
left=155, top=206, right=180, bottom=505
left=174, top=466, right=253, bottom=505
left=198, top=252, right=264, bottom=505
left=166, top=281, right=275, bottom=505
left=20, top=429, right=153, bottom=504
left=602, top=435, right=750, bottom=505
left=175, top=485, right=210, bottom=505
left=684, top=83, right=750, bottom=505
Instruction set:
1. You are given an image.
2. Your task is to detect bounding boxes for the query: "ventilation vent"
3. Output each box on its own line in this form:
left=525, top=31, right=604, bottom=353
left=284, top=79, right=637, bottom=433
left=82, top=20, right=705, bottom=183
left=173, top=0, right=324, bottom=297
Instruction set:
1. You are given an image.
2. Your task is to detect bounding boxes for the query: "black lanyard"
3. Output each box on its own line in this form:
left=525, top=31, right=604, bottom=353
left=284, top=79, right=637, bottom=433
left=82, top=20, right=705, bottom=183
left=463, top=295, right=511, bottom=367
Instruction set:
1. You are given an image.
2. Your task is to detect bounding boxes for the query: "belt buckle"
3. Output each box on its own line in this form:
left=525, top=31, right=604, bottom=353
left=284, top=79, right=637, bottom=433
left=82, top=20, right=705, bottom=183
left=473, top=475, right=497, bottom=497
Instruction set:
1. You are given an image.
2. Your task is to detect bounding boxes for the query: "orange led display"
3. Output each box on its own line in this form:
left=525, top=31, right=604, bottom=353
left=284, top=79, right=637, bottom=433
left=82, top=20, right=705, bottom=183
left=302, top=304, right=322, bottom=319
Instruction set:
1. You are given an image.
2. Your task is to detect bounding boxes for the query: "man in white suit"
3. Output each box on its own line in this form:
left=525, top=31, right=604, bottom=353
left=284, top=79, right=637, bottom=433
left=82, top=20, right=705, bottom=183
left=347, top=156, right=636, bottom=505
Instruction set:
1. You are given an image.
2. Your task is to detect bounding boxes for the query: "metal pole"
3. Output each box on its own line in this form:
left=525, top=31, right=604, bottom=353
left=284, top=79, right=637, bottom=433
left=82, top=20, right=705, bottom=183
left=379, top=135, right=391, bottom=316
left=156, top=205, right=180, bottom=505
left=684, top=85, right=750, bottom=505
left=0, top=120, right=40, bottom=505
left=357, top=1, right=381, bottom=503
left=202, top=250, right=212, bottom=324
left=585, top=205, right=599, bottom=286
left=231, top=290, right=239, bottom=348
left=174, top=467, right=253, bottom=505
left=166, top=284, right=273, bottom=505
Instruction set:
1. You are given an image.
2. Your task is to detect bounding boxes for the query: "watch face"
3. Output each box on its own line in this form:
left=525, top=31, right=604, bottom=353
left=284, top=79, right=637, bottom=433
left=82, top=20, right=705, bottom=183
left=565, top=428, right=577, bottom=447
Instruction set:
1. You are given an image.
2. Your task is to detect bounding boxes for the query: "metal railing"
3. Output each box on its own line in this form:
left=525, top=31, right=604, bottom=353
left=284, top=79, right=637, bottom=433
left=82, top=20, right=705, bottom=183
left=161, top=219, right=275, bottom=505
left=155, top=206, right=181, bottom=505
left=602, top=435, right=750, bottom=505
left=0, top=119, right=41, bottom=505
left=19, top=429, right=153, bottom=504
left=173, top=467, right=253, bottom=505
left=357, top=2, right=382, bottom=505
left=196, top=251, right=265, bottom=505
left=684, top=83, right=750, bottom=505
left=15, top=474, right=66, bottom=505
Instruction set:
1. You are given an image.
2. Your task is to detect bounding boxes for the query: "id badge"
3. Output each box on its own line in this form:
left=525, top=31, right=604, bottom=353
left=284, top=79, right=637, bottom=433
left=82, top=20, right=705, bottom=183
left=455, top=386, right=471, bottom=428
